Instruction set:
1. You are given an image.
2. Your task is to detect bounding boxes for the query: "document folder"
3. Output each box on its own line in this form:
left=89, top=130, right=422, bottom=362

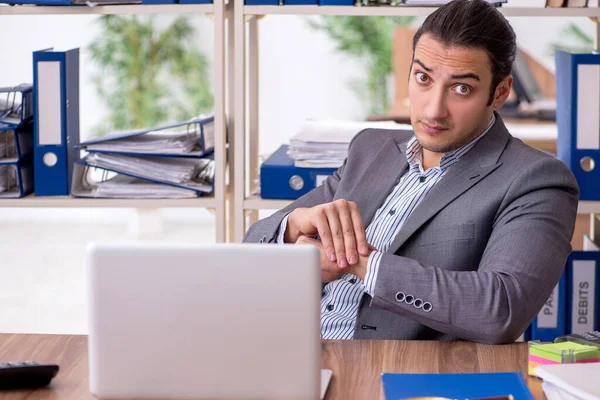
left=71, top=162, right=199, bottom=199
left=381, top=372, right=534, bottom=400
left=260, top=144, right=337, bottom=200
left=33, top=47, right=80, bottom=196
left=556, top=50, right=600, bottom=200
left=79, top=152, right=215, bottom=194
left=0, top=84, right=33, bottom=129
left=566, top=251, right=600, bottom=334
left=0, top=123, right=34, bottom=164
left=0, top=163, right=34, bottom=199
left=77, top=116, right=214, bottom=158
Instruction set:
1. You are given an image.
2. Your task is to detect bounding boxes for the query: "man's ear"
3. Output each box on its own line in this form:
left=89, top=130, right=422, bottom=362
left=492, top=75, right=513, bottom=109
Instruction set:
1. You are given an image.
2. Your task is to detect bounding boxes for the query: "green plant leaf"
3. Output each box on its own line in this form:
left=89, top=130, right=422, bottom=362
left=88, top=15, right=213, bottom=138
left=307, top=15, right=415, bottom=115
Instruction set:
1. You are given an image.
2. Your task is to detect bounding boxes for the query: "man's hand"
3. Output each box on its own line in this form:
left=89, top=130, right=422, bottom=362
left=296, top=236, right=374, bottom=282
left=285, top=199, right=369, bottom=268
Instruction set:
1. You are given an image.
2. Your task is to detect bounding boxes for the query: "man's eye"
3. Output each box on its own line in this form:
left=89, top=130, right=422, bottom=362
left=453, top=85, right=471, bottom=95
left=416, top=72, right=429, bottom=83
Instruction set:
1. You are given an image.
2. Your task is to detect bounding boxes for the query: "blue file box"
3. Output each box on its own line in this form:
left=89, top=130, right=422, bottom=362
left=260, top=144, right=337, bottom=200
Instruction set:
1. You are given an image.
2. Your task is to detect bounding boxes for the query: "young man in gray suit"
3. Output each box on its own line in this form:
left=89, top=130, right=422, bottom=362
left=244, top=0, right=579, bottom=344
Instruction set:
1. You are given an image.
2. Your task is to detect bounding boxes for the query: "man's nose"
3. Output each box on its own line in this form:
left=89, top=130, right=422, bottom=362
left=423, top=88, right=449, bottom=121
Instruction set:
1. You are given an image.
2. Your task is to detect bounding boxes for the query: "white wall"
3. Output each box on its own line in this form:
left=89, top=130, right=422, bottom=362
left=0, top=2, right=595, bottom=222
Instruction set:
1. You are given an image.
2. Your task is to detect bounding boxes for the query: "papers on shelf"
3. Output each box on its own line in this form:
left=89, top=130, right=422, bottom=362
left=79, top=115, right=215, bottom=157
left=84, top=131, right=199, bottom=155
left=288, top=119, right=411, bottom=169
left=91, top=171, right=198, bottom=199
left=84, top=152, right=215, bottom=192
left=0, top=165, right=17, bottom=194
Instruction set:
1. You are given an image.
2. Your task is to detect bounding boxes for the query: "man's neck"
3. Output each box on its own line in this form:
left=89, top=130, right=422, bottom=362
left=422, top=151, right=444, bottom=171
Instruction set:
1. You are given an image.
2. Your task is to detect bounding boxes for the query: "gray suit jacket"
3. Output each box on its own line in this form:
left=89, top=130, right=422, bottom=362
left=244, top=113, right=579, bottom=344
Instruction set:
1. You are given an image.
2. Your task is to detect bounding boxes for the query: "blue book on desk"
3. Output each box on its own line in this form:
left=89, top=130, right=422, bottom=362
left=381, top=372, right=534, bottom=400
left=260, top=144, right=337, bottom=200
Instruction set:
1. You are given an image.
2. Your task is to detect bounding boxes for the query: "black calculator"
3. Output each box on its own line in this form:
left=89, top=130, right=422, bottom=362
left=555, top=331, right=600, bottom=347
left=0, top=361, right=59, bottom=390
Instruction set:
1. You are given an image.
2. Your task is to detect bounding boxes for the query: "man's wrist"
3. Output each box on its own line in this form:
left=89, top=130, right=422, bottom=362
left=284, top=209, right=301, bottom=243
left=351, top=251, right=370, bottom=280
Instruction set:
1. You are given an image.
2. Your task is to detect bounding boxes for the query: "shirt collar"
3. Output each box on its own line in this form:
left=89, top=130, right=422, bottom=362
left=406, top=113, right=495, bottom=172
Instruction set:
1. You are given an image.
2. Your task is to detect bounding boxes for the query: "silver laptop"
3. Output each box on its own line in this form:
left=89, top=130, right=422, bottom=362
left=86, top=242, right=331, bottom=400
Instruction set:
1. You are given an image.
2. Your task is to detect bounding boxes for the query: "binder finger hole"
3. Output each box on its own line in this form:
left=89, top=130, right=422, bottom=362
left=580, top=157, right=595, bottom=172
left=43, top=152, right=58, bottom=167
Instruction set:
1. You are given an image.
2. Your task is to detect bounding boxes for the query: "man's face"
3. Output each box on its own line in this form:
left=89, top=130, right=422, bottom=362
left=408, top=34, right=510, bottom=154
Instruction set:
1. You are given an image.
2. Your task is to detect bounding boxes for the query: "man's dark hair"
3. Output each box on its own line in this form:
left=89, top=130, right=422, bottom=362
left=412, top=0, right=516, bottom=105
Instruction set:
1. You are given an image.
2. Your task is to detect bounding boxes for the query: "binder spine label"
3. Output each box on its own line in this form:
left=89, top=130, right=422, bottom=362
left=537, top=283, right=559, bottom=328
left=37, top=61, right=62, bottom=146
left=571, top=260, right=596, bottom=333
left=577, top=64, right=600, bottom=150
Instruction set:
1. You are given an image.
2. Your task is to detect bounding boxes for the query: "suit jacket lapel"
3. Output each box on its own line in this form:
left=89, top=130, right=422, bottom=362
left=348, top=138, right=409, bottom=225
left=387, top=113, right=510, bottom=254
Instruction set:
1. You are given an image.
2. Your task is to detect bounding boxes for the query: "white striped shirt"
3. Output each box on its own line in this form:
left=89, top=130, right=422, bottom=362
left=279, top=115, right=495, bottom=339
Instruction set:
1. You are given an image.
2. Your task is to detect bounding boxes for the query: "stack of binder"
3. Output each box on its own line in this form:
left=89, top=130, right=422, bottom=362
left=72, top=116, right=216, bottom=199
left=0, top=84, right=35, bottom=199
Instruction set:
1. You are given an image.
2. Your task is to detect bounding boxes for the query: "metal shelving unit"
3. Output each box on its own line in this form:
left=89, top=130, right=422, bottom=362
left=231, top=0, right=600, bottom=242
left=0, top=0, right=228, bottom=242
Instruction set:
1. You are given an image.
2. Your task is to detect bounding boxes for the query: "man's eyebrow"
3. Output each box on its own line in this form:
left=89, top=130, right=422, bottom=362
left=450, top=72, right=481, bottom=81
left=413, top=59, right=432, bottom=72
left=413, top=59, right=481, bottom=82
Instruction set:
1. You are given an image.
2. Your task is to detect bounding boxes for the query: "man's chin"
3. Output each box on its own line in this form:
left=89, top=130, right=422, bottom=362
left=415, top=134, right=455, bottom=154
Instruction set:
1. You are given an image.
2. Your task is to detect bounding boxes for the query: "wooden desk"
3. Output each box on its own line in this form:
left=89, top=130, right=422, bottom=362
left=0, top=334, right=544, bottom=400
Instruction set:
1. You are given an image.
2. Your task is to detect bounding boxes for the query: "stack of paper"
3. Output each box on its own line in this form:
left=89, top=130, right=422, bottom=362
left=0, top=165, right=16, bottom=194
left=85, top=153, right=214, bottom=192
left=0, top=130, right=16, bottom=159
left=94, top=175, right=198, bottom=199
left=535, top=362, right=600, bottom=400
left=287, top=119, right=411, bottom=169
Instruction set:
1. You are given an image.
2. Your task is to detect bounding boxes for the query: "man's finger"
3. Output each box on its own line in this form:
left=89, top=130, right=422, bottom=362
left=325, top=203, right=347, bottom=268
left=338, top=201, right=358, bottom=265
left=314, top=207, right=336, bottom=263
left=348, top=201, right=369, bottom=257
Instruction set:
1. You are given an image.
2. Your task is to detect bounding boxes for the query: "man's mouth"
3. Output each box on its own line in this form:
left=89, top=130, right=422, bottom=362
left=420, top=121, right=449, bottom=133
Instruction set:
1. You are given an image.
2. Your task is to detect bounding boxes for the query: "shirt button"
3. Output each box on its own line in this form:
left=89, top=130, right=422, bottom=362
left=349, top=278, right=357, bottom=284
left=419, top=176, right=426, bottom=183
left=389, top=209, right=396, bottom=216
left=326, top=304, right=334, bottom=311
